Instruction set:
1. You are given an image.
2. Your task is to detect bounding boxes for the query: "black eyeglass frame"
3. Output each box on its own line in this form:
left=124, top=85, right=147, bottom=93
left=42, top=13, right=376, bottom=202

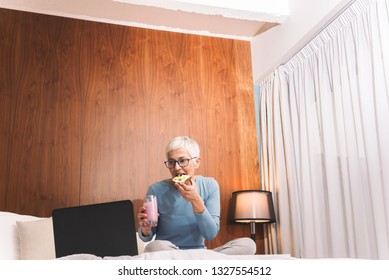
left=164, top=157, right=198, bottom=168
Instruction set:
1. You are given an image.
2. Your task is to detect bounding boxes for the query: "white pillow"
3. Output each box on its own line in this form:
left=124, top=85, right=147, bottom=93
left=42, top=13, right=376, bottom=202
left=16, top=218, right=144, bottom=258
left=16, top=218, right=56, bottom=260
left=0, top=211, right=43, bottom=260
left=0, top=211, right=146, bottom=259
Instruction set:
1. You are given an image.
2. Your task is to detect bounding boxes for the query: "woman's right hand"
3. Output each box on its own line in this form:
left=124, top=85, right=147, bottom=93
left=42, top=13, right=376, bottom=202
left=137, top=206, right=152, bottom=236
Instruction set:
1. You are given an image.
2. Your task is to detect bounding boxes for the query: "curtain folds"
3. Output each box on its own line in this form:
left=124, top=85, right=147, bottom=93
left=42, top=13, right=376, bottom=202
left=259, top=67, right=300, bottom=255
left=259, top=0, right=389, bottom=259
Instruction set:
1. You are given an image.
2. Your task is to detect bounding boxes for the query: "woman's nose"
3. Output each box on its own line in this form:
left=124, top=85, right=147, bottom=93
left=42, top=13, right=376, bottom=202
left=174, top=162, right=182, bottom=170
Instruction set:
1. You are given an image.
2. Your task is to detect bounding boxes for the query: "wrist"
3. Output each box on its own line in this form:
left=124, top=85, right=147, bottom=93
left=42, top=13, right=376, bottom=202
left=141, top=228, right=151, bottom=237
left=192, top=196, right=205, bottom=214
left=194, top=206, right=205, bottom=214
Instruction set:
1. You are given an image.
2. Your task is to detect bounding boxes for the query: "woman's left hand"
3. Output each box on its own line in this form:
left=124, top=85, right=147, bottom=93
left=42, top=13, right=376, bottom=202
left=175, top=177, right=196, bottom=200
left=174, top=178, right=205, bottom=213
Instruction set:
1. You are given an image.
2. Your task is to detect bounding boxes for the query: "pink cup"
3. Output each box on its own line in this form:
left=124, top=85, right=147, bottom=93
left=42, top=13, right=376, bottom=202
left=143, top=195, right=158, bottom=227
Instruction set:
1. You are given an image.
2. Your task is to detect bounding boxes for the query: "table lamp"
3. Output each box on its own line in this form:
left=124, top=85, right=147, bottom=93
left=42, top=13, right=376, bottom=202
left=232, top=190, right=276, bottom=241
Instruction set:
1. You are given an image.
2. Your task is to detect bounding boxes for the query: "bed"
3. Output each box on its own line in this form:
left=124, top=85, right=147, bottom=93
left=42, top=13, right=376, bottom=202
left=0, top=210, right=294, bottom=260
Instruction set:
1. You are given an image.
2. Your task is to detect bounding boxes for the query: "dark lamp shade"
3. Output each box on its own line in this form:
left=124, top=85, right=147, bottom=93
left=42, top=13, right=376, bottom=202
left=232, top=190, right=276, bottom=223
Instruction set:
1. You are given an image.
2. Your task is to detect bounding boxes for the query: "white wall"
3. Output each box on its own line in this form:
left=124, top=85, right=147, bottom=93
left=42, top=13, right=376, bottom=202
left=0, top=0, right=289, bottom=40
left=116, top=0, right=289, bottom=21
left=251, top=0, right=354, bottom=83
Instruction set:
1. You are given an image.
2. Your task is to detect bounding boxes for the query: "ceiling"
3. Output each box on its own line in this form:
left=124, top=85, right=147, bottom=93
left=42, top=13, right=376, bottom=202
left=0, top=0, right=289, bottom=40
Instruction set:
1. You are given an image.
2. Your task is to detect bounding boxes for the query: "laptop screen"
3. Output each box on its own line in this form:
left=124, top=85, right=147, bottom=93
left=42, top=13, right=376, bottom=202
left=52, top=200, right=138, bottom=258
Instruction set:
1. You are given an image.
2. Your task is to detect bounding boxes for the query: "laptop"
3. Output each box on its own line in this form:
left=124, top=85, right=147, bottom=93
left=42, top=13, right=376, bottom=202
left=52, top=200, right=138, bottom=258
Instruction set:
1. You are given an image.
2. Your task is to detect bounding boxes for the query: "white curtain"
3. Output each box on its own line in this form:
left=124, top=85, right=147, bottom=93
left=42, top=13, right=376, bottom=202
left=259, top=0, right=389, bottom=259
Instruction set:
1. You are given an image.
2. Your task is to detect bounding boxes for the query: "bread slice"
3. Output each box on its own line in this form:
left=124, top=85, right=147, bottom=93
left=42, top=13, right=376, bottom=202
left=172, top=174, right=191, bottom=184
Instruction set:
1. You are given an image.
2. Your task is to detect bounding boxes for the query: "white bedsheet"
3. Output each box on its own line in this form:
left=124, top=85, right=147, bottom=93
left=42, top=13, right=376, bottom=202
left=58, top=249, right=295, bottom=260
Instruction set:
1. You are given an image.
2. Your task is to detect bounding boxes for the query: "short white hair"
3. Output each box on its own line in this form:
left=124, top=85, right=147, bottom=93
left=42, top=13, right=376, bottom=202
left=165, top=136, right=200, bottom=158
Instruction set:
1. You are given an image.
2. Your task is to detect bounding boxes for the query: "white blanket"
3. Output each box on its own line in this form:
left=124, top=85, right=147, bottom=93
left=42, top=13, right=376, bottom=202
left=58, top=249, right=295, bottom=260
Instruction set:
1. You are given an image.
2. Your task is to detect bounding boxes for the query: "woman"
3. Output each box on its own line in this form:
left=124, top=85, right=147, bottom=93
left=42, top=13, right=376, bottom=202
left=137, top=136, right=255, bottom=255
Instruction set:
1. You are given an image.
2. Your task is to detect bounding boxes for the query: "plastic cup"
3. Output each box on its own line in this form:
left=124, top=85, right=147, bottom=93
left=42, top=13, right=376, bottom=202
left=143, top=195, right=158, bottom=227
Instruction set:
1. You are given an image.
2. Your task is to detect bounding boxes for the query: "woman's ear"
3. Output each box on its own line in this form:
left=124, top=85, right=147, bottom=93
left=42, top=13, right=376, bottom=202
left=194, top=157, right=201, bottom=169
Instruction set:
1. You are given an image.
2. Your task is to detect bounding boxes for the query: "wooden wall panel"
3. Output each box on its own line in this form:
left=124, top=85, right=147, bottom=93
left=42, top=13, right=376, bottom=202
left=0, top=10, right=13, bottom=210
left=78, top=24, right=152, bottom=211
left=0, top=11, right=82, bottom=216
left=0, top=8, right=261, bottom=251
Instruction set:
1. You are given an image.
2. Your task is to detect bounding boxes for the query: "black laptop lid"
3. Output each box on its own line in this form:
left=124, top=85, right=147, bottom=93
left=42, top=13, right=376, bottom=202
left=52, top=200, right=138, bottom=258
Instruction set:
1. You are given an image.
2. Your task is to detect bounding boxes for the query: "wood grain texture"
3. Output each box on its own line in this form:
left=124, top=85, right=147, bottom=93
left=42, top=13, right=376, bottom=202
left=0, top=8, right=262, bottom=252
left=0, top=10, right=82, bottom=216
left=0, top=10, right=13, bottom=210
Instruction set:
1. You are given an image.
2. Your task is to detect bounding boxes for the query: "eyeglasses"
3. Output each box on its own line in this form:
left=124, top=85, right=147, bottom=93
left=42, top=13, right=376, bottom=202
left=164, top=157, right=197, bottom=168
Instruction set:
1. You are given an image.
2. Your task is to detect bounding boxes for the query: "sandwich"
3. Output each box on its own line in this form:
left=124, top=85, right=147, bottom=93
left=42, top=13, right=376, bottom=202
left=172, top=174, right=191, bottom=184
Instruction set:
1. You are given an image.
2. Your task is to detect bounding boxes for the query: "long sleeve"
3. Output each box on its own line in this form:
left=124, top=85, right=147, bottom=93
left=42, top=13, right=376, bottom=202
left=194, top=178, right=220, bottom=240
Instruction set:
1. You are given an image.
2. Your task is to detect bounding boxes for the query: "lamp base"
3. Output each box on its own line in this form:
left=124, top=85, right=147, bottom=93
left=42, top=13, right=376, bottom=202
left=250, top=222, right=256, bottom=241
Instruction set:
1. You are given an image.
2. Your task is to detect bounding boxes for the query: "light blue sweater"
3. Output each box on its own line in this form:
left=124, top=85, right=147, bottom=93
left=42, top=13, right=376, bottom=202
left=138, top=175, right=220, bottom=249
